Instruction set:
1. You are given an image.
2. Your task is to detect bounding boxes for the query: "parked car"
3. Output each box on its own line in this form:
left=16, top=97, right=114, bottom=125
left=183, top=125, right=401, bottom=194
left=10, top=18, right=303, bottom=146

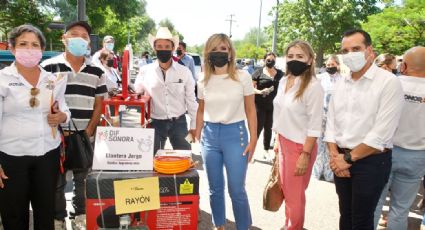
left=187, top=52, right=202, bottom=79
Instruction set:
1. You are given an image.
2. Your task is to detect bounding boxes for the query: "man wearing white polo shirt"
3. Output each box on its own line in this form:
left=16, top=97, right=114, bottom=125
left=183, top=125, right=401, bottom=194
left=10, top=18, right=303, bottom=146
left=325, top=29, right=404, bottom=230
left=374, top=46, right=425, bottom=230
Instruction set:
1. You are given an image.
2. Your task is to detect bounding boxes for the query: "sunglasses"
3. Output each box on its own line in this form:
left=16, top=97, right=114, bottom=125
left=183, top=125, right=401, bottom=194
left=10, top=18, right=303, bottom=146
left=29, top=88, right=40, bottom=108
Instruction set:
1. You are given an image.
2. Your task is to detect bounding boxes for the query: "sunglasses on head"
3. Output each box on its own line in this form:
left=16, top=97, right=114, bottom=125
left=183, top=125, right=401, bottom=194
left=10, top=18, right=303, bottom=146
left=29, top=87, right=40, bottom=108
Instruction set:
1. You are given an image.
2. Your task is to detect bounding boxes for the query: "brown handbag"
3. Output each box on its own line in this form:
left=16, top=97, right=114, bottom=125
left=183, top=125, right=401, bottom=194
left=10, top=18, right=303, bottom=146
left=263, top=157, right=284, bottom=211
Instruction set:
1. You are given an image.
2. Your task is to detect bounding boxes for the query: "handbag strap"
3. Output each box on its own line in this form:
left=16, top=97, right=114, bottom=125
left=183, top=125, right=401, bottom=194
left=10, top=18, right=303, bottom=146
left=69, top=117, right=80, bottom=132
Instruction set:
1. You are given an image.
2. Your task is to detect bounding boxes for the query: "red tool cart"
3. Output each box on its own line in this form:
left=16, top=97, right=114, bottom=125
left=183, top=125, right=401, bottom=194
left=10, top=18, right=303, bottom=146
left=101, top=49, right=151, bottom=127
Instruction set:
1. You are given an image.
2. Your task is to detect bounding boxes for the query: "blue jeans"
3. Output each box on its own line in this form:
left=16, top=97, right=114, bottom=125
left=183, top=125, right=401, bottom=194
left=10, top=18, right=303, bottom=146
left=201, top=121, right=252, bottom=230
left=151, top=115, right=191, bottom=155
left=374, top=146, right=425, bottom=230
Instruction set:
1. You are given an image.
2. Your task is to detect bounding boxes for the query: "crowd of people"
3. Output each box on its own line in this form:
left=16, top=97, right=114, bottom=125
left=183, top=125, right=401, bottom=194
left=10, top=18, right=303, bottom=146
left=0, top=20, right=423, bottom=230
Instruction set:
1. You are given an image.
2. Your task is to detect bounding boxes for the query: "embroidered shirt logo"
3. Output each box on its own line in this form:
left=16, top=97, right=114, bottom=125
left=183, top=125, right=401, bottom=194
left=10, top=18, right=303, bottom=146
left=8, top=82, right=24, bottom=86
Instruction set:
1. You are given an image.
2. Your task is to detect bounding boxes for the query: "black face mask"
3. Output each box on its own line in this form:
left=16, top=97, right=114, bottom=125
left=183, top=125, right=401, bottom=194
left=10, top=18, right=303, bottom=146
left=176, top=49, right=183, bottom=56
left=156, top=50, right=172, bottom=63
left=326, top=67, right=338, bottom=75
left=106, top=59, right=114, bottom=67
left=287, top=60, right=309, bottom=76
left=209, top=52, right=229, bottom=68
left=391, top=69, right=398, bottom=75
left=265, top=60, right=275, bottom=68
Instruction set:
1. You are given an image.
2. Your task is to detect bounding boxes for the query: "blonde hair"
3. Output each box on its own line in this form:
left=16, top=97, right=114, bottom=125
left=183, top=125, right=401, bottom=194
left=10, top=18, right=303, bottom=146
left=202, top=33, right=238, bottom=85
left=285, top=40, right=316, bottom=100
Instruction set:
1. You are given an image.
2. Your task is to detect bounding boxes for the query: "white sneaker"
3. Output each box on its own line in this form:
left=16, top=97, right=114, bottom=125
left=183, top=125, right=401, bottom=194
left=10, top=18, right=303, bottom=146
left=71, top=214, right=86, bottom=230
left=54, top=219, right=66, bottom=230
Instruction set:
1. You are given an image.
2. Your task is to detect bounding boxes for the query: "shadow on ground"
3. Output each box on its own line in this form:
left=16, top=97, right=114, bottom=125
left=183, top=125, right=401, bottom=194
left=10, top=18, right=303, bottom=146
left=198, top=210, right=262, bottom=230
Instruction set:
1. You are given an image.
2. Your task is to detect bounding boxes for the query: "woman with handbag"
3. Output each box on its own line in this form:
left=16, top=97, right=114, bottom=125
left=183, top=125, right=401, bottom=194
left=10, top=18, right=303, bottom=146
left=272, top=40, right=323, bottom=230
left=195, top=33, right=257, bottom=230
left=0, top=24, right=70, bottom=230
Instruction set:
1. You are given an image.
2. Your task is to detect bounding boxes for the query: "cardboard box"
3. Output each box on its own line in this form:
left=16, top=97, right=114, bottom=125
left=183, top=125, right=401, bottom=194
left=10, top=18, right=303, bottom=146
left=86, top=169, right=199, bottom=230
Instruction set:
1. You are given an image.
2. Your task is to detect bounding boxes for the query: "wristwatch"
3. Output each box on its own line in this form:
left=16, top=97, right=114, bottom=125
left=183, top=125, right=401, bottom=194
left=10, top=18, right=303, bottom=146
left=343, top=151, right=354, bottom=164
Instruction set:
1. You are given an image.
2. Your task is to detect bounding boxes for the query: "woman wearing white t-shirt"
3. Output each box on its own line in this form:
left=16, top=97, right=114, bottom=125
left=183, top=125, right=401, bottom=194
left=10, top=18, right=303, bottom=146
left=272, top=40, right=323, bottom=230
left=195, top=33, right=257, bottom=230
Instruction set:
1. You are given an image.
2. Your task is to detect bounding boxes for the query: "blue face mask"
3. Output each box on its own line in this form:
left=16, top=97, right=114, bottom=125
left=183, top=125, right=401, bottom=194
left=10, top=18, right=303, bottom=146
left=67, top=37, right=89, bottom=57
left=105, top=43, right=114, bottom=51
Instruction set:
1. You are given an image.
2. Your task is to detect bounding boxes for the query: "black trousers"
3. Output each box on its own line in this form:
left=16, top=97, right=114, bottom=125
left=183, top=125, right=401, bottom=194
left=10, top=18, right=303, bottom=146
left=256, top=104, right=273, bottom=150
left=0, top=147, right=60, bottom=230
left=334, top=151, right=391, bottom=230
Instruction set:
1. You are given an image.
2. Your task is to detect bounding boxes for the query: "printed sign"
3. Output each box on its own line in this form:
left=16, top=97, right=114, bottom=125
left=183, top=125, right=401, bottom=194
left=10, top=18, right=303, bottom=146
left=93, top=127, right=155, bottom=170
left=179, top=179, right=194, bottom=195
left=113, top=177, right=160, bottom=215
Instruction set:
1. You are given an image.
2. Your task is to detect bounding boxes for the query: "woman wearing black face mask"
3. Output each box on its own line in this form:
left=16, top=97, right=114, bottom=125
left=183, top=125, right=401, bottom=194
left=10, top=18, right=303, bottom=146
left=272, top=40, right=323, bottom=230
left=195, top=33, right=257, bottom=230
left=312, top=54, right=342, bottom=183
left=99, top=50, right=121, bottom=95
left=252, top=52, right=284, bottom=161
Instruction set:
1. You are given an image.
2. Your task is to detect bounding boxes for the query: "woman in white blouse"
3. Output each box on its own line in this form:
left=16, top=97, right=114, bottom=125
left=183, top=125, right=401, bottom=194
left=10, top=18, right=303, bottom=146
left=195, top=33, right=257, bottom=230
left=272, top=40, right=323, bottom=230
left=0, top=25, right=70, bottom=229
left=98, top=49, right=121, bottom=94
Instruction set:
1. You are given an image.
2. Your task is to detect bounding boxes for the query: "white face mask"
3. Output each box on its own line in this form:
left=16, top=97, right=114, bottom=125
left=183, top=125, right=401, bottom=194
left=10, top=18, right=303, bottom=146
left=342, top=51, right=367, bottom=72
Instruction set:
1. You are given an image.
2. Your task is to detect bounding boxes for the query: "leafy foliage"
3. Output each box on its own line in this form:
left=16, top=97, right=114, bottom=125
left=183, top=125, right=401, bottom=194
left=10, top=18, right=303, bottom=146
left=268, top=0, right=381, bottom=65
left=0, top=0, right=61, bottom=50
left=234, top=27, right=269, bottom=60
left=362, top=0, right=425, bottom=55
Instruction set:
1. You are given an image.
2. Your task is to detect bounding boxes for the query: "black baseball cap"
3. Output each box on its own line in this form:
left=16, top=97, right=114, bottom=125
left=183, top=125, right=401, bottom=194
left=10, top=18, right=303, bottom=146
left=65, top=21, right=92, bottom=34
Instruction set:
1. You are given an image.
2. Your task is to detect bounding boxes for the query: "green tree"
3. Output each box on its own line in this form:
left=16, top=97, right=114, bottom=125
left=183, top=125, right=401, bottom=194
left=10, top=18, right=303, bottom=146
left=243, top=27, right=269, bottom=47
left=232, top=27, right=269, bottom=60
left=268, top=0, right=381, bottom=66
left=362, top=0, right=425, bottom=55
left=188, top=44, right=204, bottom=56
left=0, top=0, right=61, bottom=50
left=235, top=43, right=266, bottom=60
left=159, top=18, right=184, bottom=42
left=38, top=0, right=155, bottom=52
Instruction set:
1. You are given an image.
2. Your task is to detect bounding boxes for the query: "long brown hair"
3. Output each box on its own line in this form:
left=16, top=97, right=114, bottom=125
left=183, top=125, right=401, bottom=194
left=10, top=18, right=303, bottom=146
left=285, top=40, right=316, bottom=100
left=202, top=33, right=238, bottom=85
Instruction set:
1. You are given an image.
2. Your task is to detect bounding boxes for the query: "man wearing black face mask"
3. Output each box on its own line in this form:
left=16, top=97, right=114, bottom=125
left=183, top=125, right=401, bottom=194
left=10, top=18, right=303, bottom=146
left=312, top=54, right=342, bottom=182
left=175, top=41, right=196, bottom=83
left=134, top=27, right=198, bottom=155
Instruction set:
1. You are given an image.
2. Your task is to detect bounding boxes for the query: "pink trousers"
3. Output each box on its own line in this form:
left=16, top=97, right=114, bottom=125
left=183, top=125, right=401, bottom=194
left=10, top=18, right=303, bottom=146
left=278, top=135, right=317, bottom=230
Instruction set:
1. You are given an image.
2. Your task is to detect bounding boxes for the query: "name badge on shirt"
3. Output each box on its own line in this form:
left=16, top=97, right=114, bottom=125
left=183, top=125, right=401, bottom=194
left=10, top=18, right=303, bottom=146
left=8, top=82, right=24, bottom=86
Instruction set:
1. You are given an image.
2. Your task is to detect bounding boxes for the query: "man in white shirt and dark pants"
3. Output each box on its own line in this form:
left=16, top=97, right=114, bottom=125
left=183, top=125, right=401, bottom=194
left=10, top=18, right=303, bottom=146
left=135, top=27, right=197, bottom=154
left=325, top=29, right=404, bottom=230
left=374, top=46, right=425, bottom=230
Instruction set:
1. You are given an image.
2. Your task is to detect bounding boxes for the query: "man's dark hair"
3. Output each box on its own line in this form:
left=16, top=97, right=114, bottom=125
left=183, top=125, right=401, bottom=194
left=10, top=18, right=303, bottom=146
left=263, top=51, right=276, bottom=60
left=179, top=41, right=186, bottom=49
left=343, top=29, right=372, bottom=47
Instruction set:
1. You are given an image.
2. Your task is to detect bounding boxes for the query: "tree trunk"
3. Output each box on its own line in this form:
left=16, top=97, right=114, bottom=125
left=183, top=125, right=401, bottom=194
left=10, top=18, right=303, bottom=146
left=315, top=46, right=324, bottom=69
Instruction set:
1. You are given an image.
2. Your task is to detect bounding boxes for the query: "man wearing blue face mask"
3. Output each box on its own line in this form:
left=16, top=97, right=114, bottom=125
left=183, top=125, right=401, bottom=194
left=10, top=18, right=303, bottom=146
left=92, top=35, right=117, bottom=69
left=324, top=29, right=404, bottom=230
left=41, top=21, right=107, bottom=230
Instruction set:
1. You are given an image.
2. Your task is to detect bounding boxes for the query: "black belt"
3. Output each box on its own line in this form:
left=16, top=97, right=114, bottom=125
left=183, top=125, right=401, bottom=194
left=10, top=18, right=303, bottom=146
left=337, top=147, right=390, bottom=155
left=152, top=114, right=185, bottom=122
